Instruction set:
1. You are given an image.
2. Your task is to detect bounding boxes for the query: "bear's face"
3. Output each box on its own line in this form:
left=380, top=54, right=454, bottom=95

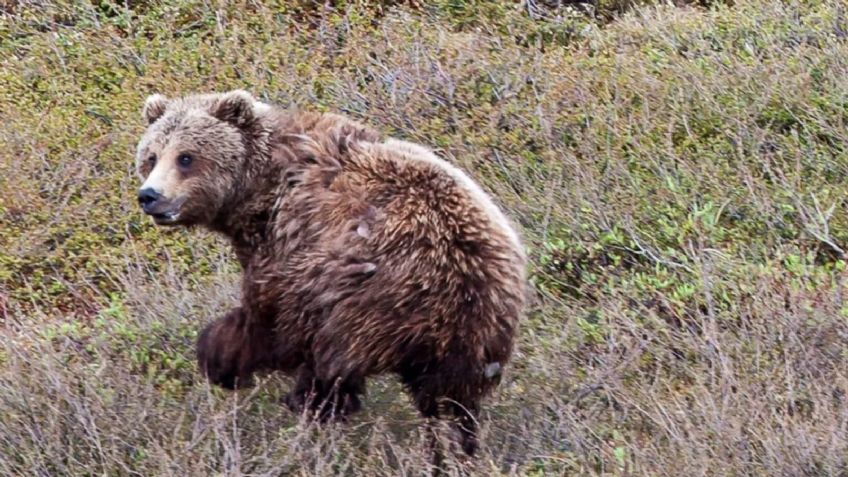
left=135, top=90, right=261, bottom=227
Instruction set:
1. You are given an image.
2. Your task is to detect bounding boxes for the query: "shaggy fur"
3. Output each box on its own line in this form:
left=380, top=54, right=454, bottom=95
left=134, top=90, right=527, bottom=456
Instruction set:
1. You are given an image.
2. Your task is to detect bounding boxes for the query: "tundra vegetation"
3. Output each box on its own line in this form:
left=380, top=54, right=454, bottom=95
left=1, top=1, right=847, bottom=475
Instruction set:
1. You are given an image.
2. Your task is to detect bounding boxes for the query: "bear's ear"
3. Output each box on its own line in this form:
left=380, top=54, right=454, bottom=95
left=212, top=89, right=255, bottom=128
left=142, top=93, right=170, bottom=125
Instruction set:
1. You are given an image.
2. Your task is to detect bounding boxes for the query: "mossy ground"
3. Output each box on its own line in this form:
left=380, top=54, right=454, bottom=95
left=1, top=1, right=847, bottom=475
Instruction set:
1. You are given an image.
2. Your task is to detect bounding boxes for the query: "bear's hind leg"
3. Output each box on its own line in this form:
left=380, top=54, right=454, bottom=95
left=196, top=308, right=272, bottom=390
left=402, top=362, right=484, bottom=460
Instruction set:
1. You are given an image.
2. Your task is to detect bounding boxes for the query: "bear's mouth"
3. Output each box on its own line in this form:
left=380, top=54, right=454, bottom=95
left=142, top=196, right=187, bottom=225
left=152, top=210, right=180, bottom=224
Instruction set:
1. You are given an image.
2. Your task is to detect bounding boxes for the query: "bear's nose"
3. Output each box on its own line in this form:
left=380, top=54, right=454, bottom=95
left=137, top=188, right=162, bottom=210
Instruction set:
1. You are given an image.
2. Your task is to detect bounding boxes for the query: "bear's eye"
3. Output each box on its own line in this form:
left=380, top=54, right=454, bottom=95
left=177, top=154, right=193, bottom=168
left=147, top=154, right=156, bottom=164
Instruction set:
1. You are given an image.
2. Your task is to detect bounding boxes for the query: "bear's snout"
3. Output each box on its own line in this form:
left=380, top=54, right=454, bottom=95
left=137, top=187, right=184, bottom=224
left=137, top=187, right=161, bottom=210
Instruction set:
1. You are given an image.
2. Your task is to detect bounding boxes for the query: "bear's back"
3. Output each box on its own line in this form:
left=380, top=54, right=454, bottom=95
left=259, top=111, right=526, bottom=372
left=309, top=138, right=526, bottom=368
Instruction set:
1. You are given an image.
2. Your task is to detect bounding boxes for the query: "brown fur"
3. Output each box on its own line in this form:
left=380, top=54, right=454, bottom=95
left=135, top=90, right=527, bottom=457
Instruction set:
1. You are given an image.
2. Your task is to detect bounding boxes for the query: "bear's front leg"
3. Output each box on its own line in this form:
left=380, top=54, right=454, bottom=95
left=196, top=307, right=272, bottom=390
left=283, top=363, right=365, bottom=422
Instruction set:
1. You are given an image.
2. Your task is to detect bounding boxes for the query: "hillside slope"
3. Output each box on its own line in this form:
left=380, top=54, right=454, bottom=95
left=1, top=1, right=847, bottom=475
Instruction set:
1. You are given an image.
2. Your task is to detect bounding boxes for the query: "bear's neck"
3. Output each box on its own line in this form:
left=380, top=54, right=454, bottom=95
left=212, top=164, right=283, bottom=268
left=208, top=124, right=284, bottom=268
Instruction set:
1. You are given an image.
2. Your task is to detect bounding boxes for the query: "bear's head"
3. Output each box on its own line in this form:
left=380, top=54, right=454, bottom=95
left=134, top=89, right=268, bottom=227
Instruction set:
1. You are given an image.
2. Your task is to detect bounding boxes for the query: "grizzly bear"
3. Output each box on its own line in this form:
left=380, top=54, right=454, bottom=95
left=134, top=90, right=527, bottom=456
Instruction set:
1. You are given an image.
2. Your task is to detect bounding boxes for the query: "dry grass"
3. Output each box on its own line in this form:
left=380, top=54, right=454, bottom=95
left=1, top=0, right=848, bottom=475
